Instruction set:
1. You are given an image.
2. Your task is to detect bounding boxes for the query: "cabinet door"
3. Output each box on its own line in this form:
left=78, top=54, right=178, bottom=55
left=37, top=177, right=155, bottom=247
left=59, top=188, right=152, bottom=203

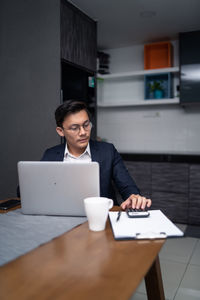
left=152, top=163, right=189, bottom=193
left=151, top=191, right=188, bottom=223
left=189, top=165, right=200, bottom=225
left=152, top=163, right=189, bottom=223
left=180, top=31, right=200, bottom=105
left=61, top=0, right=97, bottom=72
left=124, top=161, right=151, bottom=198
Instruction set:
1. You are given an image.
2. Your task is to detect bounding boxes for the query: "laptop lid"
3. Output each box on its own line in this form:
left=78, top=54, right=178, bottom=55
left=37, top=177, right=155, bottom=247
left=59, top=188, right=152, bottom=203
left=18, top=161, right=100, bottom=216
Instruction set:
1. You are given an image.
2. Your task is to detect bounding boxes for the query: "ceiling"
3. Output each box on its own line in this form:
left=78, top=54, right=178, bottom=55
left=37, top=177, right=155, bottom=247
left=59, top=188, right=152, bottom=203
left=70, top=0, right=200, bottom=50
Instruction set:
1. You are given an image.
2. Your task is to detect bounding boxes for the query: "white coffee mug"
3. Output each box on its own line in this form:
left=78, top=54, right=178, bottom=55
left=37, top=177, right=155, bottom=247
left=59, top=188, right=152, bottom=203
left=84, top=197, right=113, bottom=231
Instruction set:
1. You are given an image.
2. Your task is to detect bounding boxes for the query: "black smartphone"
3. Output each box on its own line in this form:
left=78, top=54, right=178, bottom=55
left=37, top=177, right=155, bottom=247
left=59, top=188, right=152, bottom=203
left=126, top=208, right=150, bottom=218
left=0, top=199, right=21, bottom=210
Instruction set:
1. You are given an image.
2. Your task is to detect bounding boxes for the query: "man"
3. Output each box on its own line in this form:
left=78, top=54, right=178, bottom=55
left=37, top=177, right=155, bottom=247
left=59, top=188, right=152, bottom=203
left=41, top=100, right=151, bottom=210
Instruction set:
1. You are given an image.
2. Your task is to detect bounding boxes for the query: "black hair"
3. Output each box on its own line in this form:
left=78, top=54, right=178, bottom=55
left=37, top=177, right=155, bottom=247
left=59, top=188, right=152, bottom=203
left=55, top=100, right=90, bottom=127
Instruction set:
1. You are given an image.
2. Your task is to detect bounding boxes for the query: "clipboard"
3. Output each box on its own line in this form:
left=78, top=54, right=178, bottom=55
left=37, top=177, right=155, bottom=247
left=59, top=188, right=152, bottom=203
left=109, top=210, right=184, bottom=240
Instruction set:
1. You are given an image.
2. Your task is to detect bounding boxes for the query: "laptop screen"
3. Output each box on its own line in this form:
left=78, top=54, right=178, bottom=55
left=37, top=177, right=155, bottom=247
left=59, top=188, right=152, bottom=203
left=18, top=161, right=100, bottom=216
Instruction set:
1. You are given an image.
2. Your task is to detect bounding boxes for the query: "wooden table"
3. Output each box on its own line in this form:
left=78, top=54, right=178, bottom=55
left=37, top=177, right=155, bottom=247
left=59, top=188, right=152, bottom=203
left=0, top=205, right=165, bottom=300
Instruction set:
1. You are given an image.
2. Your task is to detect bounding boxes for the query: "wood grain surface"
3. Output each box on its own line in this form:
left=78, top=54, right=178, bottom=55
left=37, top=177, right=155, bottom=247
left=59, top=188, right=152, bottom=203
left=0, top=206, right=165, bottom=300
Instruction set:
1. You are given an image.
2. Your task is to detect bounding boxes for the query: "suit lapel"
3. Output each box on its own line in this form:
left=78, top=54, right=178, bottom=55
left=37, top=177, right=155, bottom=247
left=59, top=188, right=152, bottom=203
left=90, top=140, right=101, bottom=164
left=55, top=143, right=65, bottom=161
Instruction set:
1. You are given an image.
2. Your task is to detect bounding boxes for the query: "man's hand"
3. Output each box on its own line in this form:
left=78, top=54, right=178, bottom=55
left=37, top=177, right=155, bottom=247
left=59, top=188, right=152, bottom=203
left=121, top=194, right=152, bottom=210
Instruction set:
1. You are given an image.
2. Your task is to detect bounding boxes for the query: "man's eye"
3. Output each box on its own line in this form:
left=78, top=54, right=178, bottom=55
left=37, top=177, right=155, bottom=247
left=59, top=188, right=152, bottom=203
left=70, top=126, right=78, bottom=131
left=84, top=122, right=89, bottom=127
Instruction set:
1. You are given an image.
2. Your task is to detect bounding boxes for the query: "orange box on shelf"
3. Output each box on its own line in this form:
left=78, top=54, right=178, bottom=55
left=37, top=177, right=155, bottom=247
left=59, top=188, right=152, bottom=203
left=144, top=41, right=173, bottom=70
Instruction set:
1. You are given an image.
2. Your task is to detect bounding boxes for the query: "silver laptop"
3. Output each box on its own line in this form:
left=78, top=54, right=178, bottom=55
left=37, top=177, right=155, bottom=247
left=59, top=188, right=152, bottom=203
left=17, top=161, right=100, bottom=216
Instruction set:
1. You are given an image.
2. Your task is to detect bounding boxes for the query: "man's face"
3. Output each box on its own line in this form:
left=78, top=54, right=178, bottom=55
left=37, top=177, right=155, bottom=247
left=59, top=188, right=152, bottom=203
left=56, top=110, right=91, bottom=154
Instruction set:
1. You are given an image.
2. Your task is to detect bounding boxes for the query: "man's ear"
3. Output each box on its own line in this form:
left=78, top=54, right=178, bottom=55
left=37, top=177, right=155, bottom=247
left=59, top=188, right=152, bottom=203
left=56, top=127, right=65, bottom=137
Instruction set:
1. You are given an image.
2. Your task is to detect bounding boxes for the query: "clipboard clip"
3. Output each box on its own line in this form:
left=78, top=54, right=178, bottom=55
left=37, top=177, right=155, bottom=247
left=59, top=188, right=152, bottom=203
left=135, top=231, right=167, bottom=240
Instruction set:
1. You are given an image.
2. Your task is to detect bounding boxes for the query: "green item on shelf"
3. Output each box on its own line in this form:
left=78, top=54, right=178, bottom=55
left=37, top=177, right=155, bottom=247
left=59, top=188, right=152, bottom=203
left=148, top=80, right=164, bottom=99
left=148, top=80, right=164, bottom=92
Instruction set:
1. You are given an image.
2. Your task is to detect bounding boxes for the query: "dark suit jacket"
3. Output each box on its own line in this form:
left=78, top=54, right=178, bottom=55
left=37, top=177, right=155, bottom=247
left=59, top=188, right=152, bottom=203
left=41, top=140, right=140, bottom=205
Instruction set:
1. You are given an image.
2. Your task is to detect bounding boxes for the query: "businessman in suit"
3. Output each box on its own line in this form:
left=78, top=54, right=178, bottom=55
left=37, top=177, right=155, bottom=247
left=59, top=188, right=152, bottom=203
left=41, top=100, right=151, bottom=210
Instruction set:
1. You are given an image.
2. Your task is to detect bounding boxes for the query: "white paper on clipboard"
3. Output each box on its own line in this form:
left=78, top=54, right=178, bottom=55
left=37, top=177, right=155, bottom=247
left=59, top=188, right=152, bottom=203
left=109, top=210, right=184, bottom=240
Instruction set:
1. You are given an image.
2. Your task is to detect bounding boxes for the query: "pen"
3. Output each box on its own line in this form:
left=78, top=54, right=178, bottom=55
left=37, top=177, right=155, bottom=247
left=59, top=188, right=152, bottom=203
left=116, top=210, right=121, bottom=222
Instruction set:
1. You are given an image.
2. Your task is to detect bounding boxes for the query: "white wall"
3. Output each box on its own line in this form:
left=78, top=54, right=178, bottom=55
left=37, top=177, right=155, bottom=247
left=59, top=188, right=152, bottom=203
left=97, top=41, right=200, bottom=154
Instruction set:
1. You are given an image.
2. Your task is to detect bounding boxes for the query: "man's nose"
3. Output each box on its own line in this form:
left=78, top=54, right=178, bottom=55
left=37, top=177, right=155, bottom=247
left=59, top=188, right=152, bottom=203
left=79, top=125, right=86, bottom=135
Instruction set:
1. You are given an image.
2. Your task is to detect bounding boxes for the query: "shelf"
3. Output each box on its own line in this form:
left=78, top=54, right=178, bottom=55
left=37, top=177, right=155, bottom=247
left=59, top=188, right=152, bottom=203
left=97, top=98, right=180, bottom=108
left=97, top=66, right=180, bottom=108
left=97, top=67, right=179, bottom=80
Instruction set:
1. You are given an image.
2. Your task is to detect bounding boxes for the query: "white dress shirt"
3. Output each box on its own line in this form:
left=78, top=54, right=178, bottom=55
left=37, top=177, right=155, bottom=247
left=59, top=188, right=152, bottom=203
left=63, top=143, right=92, bottom=163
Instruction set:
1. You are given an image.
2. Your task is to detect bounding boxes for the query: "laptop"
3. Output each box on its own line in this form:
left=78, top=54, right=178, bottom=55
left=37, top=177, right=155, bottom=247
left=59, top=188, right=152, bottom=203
left=17, top=161, right=100, bottom=216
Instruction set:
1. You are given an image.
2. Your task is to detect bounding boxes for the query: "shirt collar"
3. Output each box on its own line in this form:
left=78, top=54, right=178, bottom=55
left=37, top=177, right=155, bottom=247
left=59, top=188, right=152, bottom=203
left=64, top=142, right=91, bottom=159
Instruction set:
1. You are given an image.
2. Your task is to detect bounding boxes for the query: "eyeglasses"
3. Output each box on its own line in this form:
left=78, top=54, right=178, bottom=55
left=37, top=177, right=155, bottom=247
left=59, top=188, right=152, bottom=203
left=62, top=121, right=92, bottom=134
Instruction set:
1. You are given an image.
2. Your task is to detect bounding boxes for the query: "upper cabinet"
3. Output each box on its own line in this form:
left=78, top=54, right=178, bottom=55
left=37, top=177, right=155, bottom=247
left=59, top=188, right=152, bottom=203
left=180, top=30, right=200, bottom=105
left=61, top=0, right=97, bottom=72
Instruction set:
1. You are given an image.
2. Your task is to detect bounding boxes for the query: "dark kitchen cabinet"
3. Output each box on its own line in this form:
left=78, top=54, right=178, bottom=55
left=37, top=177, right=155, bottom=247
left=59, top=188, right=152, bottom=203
left=180, top=30, right=200, bottom=105
left=119, top=158, right=200, bottom=225
left=151, top=163, right=189, bottom=223
left=189, top=165, right=200, bottom=225
left=60, top=1, right=97, bottom=139
left=61, top=0, right=97, bottom=72
left=125, top=161, right=152, bottom=199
